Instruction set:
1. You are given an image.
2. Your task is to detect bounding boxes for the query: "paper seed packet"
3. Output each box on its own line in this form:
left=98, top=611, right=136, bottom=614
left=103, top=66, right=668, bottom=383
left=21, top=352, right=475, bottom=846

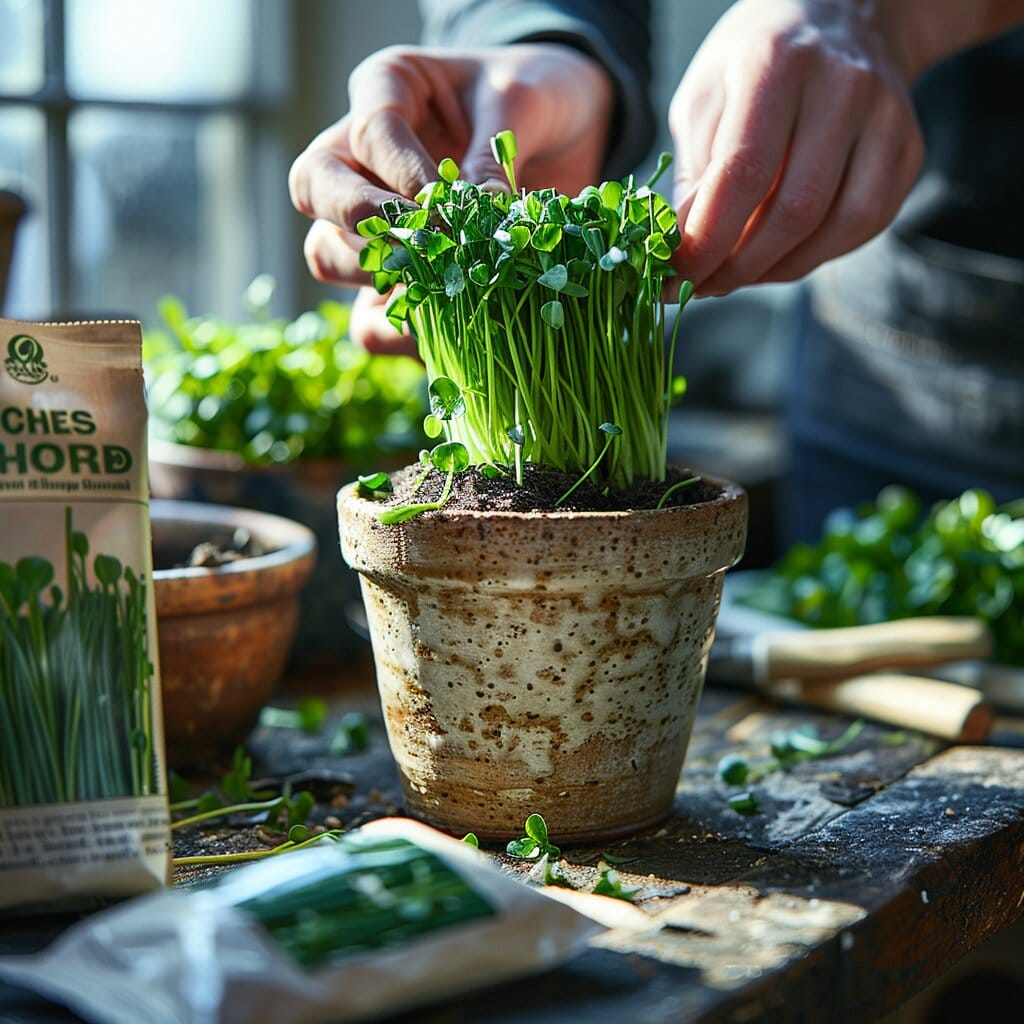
left=0, top=319, right=171, bottom=911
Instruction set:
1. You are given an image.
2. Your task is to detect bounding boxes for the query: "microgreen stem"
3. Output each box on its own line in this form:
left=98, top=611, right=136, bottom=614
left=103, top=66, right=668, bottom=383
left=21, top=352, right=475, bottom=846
left=656, top=475, right=701, bottom=510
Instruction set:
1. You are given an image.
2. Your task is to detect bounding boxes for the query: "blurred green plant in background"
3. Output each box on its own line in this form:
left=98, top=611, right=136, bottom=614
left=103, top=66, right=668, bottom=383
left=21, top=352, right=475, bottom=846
left=143, top=275, right=428, bottom=466
left=740, top=486, right=1024, bottom=665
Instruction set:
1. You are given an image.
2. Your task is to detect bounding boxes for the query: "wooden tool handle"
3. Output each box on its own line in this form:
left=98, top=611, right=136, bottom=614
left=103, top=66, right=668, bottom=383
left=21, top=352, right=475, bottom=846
left=757, top=617, right=993, bottom=683
left=766, top=673, right=992, bottom=743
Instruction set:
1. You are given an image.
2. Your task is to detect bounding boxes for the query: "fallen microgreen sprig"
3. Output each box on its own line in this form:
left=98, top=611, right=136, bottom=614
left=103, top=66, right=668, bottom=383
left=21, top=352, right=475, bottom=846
left=170, top=789, right=315, bottom=834
left=717, top=720, right=866, bottom=815
left=592, top=867, right=642, bottom=901
left=259, top=696, right=329, bottom=734
left=329, top=711, right=370, bottom=756
left=169, top=745, right=313, bottom=833
left=357, top=130, right=692, bottom=522
left=172, top=825, right=344, bottom=867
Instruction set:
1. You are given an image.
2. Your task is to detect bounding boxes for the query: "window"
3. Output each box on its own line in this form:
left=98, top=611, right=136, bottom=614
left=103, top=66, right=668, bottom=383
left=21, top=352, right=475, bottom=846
left=0, top=0, right=292, bottom=323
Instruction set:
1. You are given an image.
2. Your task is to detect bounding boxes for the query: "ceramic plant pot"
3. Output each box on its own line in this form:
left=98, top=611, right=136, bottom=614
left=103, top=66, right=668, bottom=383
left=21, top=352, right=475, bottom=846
left=152, top=499, right=317, bottom=767
left=338, top=478, right=747, bottom=841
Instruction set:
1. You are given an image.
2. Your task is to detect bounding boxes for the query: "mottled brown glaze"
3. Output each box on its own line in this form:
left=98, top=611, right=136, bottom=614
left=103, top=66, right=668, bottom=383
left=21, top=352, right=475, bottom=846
left=152, top=500, right=317, bottom=767
left=338, top=479, right=748, bottom=840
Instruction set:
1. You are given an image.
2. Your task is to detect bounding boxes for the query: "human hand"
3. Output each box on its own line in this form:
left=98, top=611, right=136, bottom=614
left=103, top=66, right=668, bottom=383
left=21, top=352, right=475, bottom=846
left=288, top=43, right=613, bottom=350
left=668, top=0, right=924, bottom=295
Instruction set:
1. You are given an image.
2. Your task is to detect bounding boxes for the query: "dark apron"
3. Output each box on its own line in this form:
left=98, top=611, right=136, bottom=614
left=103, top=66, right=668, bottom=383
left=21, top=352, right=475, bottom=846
left=781, top=227, right=1024, bottom=546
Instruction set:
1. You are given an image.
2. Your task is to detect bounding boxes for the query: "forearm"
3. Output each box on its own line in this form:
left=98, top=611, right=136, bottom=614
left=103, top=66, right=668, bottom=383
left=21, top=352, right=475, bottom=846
left=880, top=0, right=1024, bottom=79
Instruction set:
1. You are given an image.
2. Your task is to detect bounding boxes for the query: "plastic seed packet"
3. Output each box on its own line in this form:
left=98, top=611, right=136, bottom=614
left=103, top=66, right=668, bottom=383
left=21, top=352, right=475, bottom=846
left=0, top=319, right=170, bottom=911
left=0, top=818, right=603, bottom=1024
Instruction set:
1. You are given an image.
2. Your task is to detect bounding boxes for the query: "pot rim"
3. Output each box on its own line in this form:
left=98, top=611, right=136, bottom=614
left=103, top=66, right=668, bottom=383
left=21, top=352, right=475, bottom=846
left=151, top=498, right=317, bottom=584
left=337, top=473, right=745, bottom=523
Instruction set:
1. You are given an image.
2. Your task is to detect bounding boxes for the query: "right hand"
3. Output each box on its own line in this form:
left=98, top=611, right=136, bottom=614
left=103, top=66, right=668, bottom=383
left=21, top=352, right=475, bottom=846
left=288, top=44, right=614, bottom=351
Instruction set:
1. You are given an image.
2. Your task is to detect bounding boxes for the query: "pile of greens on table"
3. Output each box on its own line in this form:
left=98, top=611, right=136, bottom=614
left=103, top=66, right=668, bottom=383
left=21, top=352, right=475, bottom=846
left=739, top=486, right=1024, bottom=664
left=143, top=276, right=427, bottom=466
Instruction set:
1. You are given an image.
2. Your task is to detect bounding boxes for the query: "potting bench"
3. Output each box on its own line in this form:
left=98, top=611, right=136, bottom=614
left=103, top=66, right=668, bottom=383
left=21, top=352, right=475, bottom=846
left=3, top=655, right=1024, bottom=1022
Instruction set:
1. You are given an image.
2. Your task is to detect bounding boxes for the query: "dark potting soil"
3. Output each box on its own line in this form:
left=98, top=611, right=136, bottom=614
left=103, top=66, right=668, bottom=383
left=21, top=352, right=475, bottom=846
left=380, top=463, right=721, bottom=514
left=153, top=527, right=274, bottom=571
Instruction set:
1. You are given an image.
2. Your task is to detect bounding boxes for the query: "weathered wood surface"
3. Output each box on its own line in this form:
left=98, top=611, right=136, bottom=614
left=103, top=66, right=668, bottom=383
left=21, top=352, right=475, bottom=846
left=3, top=668, right=1024, bottom=1024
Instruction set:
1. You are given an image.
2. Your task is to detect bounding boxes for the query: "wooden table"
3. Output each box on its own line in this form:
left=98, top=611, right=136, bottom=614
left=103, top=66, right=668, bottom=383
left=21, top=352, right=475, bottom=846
left=4, top=653, right=1024, bottom=1023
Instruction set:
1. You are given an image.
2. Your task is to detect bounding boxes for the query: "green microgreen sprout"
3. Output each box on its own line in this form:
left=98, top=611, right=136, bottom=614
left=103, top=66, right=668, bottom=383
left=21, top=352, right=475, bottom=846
left=656, top=475, right=701, bottom=511
left=717, top=720, right=867, bottom=815
left=505, top=812, right=561, bottom=861
left=461, top=832, right=480, bottom=847
left=727, top=791, right=761, bottom=816
left=357, top=131, right=694, bottom=521
left=555, top=422, right=622, bottom=507
left=716, top=753, right=749, bottom=786
left=329, top=711, right=370, bottom=756
left=259, top=696, right=329, bottom=734
left=592, top=866, right=642, bottom=901
left=377, top=378, right=470, bottom=523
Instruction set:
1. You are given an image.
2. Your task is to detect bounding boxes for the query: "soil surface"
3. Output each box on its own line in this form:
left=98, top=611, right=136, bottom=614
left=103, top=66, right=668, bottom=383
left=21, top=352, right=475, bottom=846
left=153, top=527, right=273, bottom=571
left=379, top=463, right=721, bottom=514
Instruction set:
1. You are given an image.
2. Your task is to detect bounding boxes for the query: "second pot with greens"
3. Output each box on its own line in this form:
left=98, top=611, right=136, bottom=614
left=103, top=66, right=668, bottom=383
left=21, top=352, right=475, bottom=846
left=144, top=283, right=428, bottom=663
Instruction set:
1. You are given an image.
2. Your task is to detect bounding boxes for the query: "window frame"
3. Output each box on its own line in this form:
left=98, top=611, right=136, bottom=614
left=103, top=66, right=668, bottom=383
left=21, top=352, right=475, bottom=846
left=0, top=0, right=293, bottom=320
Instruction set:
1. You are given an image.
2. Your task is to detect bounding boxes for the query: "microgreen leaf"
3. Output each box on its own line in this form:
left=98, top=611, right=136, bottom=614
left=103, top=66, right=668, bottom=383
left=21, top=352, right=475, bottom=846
left=444, top=262, right=465, bottom=297
left=491, top=130, right=518, bottom=192
left=438, top=157, right=460, bottom=184
left=537, top=264, right=568, bottom=291
left=717, top=753, right=749, bottom=785
left=531, top=224, right=563, bottom=252
left=524, top=813, right=549, bottom=845
left=462, top=832, right=480, bottom=847
left=329, top=711, right=369, bottom=756
left=592, top=868, right=641, bottom=901
left=644, top=152, right=673, bottom=189
left=428, top=376, right=467, bottom=421
left=540, top=300, right=564, bottom=329
left=430, top=441, right=470, bottom=473
left=357, top=472, right=393, bottom=500
left=728, top=791, right=761, bottom=815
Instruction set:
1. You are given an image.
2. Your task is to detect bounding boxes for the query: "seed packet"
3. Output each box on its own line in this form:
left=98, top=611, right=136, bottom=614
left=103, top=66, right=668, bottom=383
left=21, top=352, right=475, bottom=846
left=0, top=818, right=603, bottom=1024
left=0, top=319, right=170, bottom=911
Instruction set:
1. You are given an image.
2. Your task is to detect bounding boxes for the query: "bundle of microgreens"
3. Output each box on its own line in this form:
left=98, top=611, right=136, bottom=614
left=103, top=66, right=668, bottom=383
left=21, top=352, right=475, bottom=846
left=357, top=131, right=691, bottom=516
left=0, top=510, right=155, bottom=805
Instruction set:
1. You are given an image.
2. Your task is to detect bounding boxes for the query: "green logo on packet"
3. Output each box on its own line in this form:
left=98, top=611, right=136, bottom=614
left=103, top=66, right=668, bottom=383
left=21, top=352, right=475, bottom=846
left=5, top=334, right=49, bottom=385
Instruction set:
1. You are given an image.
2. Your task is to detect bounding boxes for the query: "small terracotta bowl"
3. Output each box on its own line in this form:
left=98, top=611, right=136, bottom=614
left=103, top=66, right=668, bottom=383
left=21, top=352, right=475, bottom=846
left=151, top=499, right=317, bottom=767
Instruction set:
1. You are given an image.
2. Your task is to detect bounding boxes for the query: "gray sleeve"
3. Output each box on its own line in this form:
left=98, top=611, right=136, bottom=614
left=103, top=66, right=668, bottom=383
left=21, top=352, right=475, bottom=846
left=418, top=0, right=655, bottom=178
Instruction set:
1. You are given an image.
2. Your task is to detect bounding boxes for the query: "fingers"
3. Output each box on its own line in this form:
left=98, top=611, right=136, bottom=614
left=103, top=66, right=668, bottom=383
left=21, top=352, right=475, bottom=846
left=672, top=51, right=802, bottom=289
left=346, top=47, right=463, bottom=197
left=754, top=106, right=923, bottom=284
left=350, top=286, right=419, bottom=357
left=696, top=66, right=874, bottom=295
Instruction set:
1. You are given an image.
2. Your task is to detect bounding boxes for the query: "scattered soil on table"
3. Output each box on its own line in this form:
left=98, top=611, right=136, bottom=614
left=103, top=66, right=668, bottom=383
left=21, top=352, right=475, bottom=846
left=380, top=463, right=721, bottom=514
